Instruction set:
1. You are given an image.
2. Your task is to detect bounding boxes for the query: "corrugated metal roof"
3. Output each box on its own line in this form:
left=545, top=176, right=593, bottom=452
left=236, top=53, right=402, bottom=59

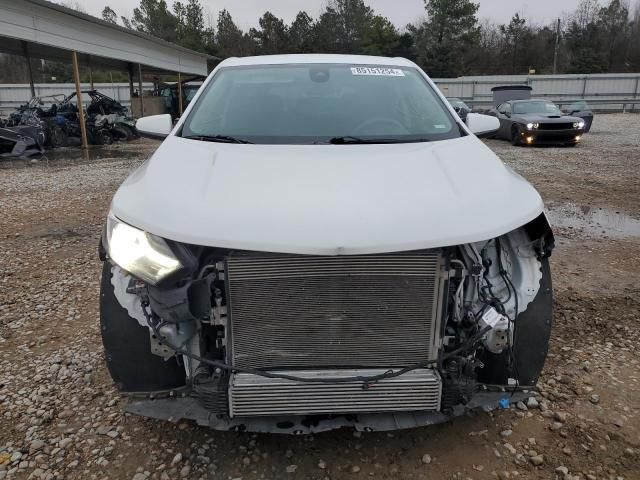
left=0, top=0, right=216, bottom=75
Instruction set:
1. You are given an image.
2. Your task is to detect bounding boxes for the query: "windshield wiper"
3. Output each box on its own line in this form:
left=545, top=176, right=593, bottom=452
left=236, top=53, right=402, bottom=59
left=326, top=136, right=431, bottom=145
left=183, top=134, right=254, bottom=144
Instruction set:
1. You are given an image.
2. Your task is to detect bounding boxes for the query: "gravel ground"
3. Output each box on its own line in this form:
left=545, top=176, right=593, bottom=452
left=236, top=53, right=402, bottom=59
left=1, top=114, right=639, bottom=480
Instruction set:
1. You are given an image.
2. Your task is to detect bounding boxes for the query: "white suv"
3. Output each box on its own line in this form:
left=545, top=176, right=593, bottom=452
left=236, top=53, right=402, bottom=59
left=99, top=54, right=554, bottom=434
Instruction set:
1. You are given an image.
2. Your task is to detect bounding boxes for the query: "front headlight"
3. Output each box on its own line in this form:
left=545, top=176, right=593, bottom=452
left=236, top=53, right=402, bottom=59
left=106, top=213, right=182, bottom=285
left=573, top=121, right=585, bottom=129
left=526, top=122, right=539, bottom=130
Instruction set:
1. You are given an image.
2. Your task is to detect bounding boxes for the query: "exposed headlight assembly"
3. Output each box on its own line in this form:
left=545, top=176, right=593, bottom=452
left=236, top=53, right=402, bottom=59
left=106, top=213, right=185, bottom=285
left=526, top=122, right=539, bottom=130
left=573, top=121, right=585, bottom=129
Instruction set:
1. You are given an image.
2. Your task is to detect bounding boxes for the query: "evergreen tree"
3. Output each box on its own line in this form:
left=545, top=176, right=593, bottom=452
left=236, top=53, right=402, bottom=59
left=216, top=9, right=256, bottom=58
left=101, top=6, right=118, bottom=24
left=289, top=12, right=315, bottom=53
left=251, top=12, right=290, bottom=55
left=414, top=0, right=480, bottom=77
left=131, top=0, right=178, bottom=42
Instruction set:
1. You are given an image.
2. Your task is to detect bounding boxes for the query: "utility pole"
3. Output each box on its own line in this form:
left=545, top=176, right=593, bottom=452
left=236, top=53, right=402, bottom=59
left=553, top=18, right=561, bottom=75
left=71, top=51, right=89, bottom=150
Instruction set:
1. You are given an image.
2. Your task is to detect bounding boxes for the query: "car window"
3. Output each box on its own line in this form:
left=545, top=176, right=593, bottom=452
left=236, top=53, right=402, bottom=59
left=513, top=101, right=562, bottom=115
left=181, top=64, right=463, bottom=144
left=498, top=103, right=511, bottom=114
left=449, top=99, right=469, bottom=110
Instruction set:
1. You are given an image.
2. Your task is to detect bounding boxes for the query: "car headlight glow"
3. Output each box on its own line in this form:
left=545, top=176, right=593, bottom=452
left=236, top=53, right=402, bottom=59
left=573, top=121, right=585, bottom=129
left=106, top=213, right=182, bottom=285
left=526, top=122, right=539, bottom=130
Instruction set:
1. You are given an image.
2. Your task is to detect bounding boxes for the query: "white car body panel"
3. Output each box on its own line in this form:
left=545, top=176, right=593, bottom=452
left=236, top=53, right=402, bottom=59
left=111, top=134, right=543, bottom=255
left=112, top=54, right=544, bottom=255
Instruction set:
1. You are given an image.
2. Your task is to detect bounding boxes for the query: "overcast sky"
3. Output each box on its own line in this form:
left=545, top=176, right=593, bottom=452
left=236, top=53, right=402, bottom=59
left=66, top=0, right=638, bottom=30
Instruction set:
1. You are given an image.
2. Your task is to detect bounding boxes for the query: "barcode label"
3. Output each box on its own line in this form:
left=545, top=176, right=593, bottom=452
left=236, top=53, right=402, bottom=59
left=350, top=67, right=405, bottom=77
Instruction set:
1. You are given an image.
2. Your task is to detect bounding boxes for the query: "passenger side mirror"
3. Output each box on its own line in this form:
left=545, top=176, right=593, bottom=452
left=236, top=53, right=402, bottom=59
left=136, top=114, right=173, bottom=139
left=466, top=113, right=500, bottom=138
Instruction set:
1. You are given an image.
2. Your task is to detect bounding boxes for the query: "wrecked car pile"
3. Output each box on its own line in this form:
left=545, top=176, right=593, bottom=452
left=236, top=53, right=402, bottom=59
left=0, top=90, right=138, bottom=157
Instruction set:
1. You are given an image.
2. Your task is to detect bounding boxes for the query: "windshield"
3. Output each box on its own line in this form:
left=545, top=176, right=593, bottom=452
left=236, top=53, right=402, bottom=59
left=513, top=100, right=563, bottom=115
left=181, top=64, right=462, bottom=144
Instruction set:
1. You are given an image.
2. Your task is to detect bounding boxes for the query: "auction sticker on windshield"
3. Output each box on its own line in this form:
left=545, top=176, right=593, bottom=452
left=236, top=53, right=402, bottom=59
left=350, top=67, right=405, bottom=76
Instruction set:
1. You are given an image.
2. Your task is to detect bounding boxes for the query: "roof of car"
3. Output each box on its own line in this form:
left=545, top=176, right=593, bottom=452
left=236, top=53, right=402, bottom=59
left=510, top=98, right=551, bottom=103
left=218, top=54, right=418, bottom=68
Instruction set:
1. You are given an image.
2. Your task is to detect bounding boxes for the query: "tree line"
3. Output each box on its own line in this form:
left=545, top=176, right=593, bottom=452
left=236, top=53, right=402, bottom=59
left=98, top=0, right=640, bottom=77
left=0, top=0, right=638, bottom=84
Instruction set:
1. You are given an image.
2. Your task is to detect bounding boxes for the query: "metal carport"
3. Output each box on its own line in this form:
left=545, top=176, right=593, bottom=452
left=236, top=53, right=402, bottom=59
left=0, top=0, right=216, bottom=147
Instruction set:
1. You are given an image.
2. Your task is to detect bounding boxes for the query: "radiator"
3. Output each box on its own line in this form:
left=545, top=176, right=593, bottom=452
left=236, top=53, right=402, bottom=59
left=225, top=252, right=444, bottom=370
left=229, top=369, right=442, bottom=417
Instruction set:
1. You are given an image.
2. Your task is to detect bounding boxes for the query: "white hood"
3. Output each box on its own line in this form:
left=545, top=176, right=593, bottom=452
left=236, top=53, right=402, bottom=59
left=111, top=135, right=544, bottom=255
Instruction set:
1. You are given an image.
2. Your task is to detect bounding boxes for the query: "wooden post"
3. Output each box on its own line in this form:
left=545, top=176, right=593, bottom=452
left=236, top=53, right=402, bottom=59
left=138, top=64, right=144, bottom=117
left=22, top=41, right=36, bottom=98
left=127, top=63, right=134, bottom=97
left=177, top=71, right=183, bottom=117
left=71, top=51, right=89, bottom=150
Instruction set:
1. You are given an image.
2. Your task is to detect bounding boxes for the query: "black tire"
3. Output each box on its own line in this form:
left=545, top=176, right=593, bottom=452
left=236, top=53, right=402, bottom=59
left=510, top=125, right=522, bottom=146
left=100, top=262, right=186, bottom=393
left=118, top=124, right=135, bottom=140
left=110, top=125, right=130, bottom=141
left=476, top=257, right=553, bottom=387
left=49, top=127, right=68, bottom=148
left=94, top=130, right=113, bottom=146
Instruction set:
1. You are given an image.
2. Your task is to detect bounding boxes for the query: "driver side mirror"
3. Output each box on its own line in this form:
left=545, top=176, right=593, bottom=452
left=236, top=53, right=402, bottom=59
left=136, top=114, right=173, bottom=139
left=466, top=113, right=500, bottom=138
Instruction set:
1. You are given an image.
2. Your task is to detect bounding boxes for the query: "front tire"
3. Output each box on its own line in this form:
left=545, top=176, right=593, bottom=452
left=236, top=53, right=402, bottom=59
left=100, top=263, right=186, bottom=393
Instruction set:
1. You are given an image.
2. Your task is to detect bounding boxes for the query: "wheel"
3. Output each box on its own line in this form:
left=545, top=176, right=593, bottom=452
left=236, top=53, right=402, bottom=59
left=126, top=125, right=140, bottom=139
left=477, top=257, right=553, bottom=387
left=510, top=125, right=522, bottom=146
left=49, top=127, right=68, bottom=148
left=94, top=130, right=113, bottom=145
left=100, top=262, right=186, bottom=393
left=110, top=125, right=130, bottom=141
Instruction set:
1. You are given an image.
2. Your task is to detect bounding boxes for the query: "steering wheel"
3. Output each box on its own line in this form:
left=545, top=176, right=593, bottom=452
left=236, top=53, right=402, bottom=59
left=352, top=117, right=408, bottom=136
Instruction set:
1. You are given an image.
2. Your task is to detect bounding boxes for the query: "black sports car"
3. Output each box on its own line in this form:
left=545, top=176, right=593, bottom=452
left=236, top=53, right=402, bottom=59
left=490, top=99, right=586, bottom=146
left=563, top=100, right=594, bottom=133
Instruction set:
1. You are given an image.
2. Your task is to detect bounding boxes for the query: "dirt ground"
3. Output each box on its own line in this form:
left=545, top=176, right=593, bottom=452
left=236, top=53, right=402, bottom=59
left=1, top=114, right=639, bottom=480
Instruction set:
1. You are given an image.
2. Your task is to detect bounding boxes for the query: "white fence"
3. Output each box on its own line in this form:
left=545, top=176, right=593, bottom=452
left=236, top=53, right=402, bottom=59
left=433, top=72, right=640, bottom=111
left=0, top=82, right=154, bottom=114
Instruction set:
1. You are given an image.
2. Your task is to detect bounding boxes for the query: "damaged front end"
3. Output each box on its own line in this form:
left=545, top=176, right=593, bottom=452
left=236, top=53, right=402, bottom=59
left=99, top=213, right=554, bottom=434
left=0, top=126, right=44, bottom=158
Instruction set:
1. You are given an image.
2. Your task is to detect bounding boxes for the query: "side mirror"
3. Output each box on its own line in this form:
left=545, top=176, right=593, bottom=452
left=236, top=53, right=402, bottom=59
left=136, top=114, right=173, bottom=139
left=466, top=113, right=500, bottom=138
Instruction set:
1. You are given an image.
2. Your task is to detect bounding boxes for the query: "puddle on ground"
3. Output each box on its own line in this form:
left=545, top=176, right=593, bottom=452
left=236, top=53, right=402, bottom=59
left=0, top=139, right=159, bottom=169
left=547, top=203, right=640, bottom=239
